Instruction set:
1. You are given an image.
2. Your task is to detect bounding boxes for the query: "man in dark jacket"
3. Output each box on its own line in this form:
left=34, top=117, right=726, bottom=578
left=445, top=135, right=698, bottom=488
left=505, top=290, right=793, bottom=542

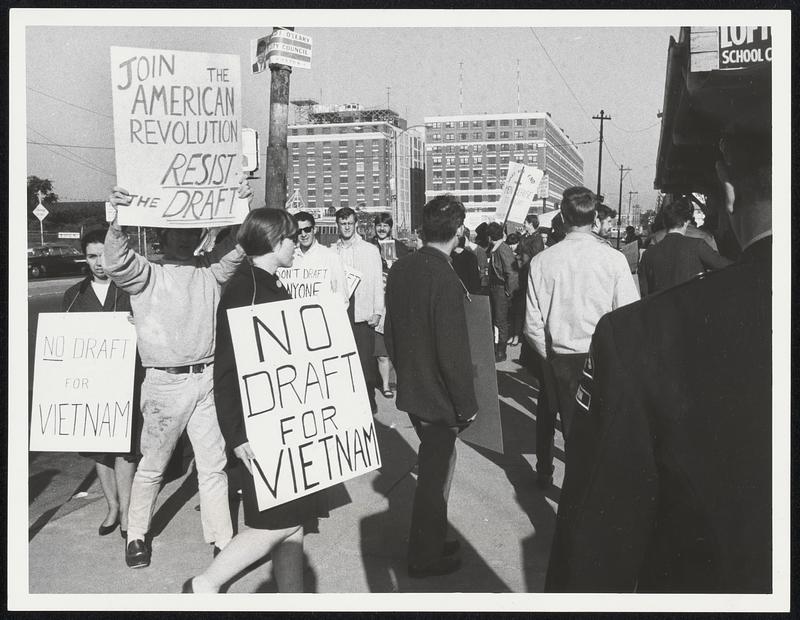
left=385, top=194, right=478, bottom=579
left=546, top=132, right=773, bottom=593
left=487, top=221, right=518, bottom=362
left=638, top=196, right=732, bottom=296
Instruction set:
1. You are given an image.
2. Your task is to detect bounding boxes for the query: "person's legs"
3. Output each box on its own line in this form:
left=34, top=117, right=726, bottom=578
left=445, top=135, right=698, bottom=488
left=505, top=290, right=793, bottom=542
left=185, top=368, right=233, bottom=549
left=127, top=369, right=195, bottom=543
left=191, top=524, right=302, bottom=592
left=549, top=353, right=588, bottom=446
left=407, top=416, right=458, bottom=568
left=114, top=457, right=137, bottom=532
left=95, top=458, right=119, bottom=528
left=377, top=356, right=392, bottom=393
left=352, top=322, right=377, bottom=412
left=272, top=526, right=305, bottom=592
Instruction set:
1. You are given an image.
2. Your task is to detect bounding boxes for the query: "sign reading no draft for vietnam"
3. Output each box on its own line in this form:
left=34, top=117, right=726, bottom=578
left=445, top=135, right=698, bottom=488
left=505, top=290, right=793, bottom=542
left=110, top=47, right=249, bottom=228
left=30, top=313, right=137, bottom=452
left=227, top=294, right=381, bottom=511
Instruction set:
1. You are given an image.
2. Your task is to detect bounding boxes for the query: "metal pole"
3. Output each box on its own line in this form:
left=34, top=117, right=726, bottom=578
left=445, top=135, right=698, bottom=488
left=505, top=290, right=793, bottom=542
left=592, top=110, right=611, bottom=198
left=265, top=27, right=293, bottom=210
left=39, top=220, right=44, bottom=246
left=616, top=165, right=630, bottom=249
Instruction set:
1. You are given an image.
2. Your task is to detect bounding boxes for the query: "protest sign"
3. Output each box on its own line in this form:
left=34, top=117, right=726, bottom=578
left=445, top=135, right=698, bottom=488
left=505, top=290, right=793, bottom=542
left=267, top=29, right=312, bottom=69
left=227, top=293, right=381, bottom=510
left=276, top=264, right=334, bottom=300
left=495, top=163, right=545, bottom=227
left=30, top=312, right=137, bottom=453
left=620, top=240, right=640, bottom=273
left=458, top=295, right=503, bottom=454
left=110, top=46, right=248, bottom=228
left=344, top=265, right=362, bottom=298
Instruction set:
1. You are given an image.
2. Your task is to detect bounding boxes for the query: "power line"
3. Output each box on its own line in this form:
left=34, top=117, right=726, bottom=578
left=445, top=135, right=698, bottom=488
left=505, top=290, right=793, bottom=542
left=27, top=86, right=113, bottom=119
left=28, top=126, right=111, bottom=173
left=27, top=140, right=113, bottom=150
left=28, top=126, right=115, bottom=176
left=30, top=142, right=115, bottom=177
left=610, top=119, right=661, bottom=133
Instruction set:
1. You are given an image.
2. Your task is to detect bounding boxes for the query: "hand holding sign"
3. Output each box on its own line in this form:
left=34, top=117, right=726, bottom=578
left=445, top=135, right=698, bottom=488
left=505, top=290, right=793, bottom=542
left=234, top=441, right=256, bottom=474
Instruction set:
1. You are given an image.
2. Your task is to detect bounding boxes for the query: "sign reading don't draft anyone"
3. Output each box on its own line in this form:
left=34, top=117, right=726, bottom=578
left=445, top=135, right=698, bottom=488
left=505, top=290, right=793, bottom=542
left=227, top=294, right=381, bottom=511
left=110, top=46, right=249, bottom=228
left=30, top=313, right=137, bottom=453
left=276, top=265, right=332, bottom=300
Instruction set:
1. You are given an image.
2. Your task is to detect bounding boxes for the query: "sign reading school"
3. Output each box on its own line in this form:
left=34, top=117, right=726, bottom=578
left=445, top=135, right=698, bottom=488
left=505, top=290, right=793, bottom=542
left=227, top=294, right=381, bottom=511
left=30, top=313, right=137, bottom=452
left=110, top=47, right=249, bottom=228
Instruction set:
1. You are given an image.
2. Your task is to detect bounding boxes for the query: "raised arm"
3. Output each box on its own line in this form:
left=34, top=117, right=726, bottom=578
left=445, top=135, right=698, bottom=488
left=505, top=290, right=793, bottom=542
left=103, top=187, right=152, bottom=296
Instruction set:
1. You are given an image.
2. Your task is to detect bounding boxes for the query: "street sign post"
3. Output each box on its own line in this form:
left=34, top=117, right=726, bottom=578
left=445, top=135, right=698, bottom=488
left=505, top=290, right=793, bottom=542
left=33, top=203, right=48, bottom=246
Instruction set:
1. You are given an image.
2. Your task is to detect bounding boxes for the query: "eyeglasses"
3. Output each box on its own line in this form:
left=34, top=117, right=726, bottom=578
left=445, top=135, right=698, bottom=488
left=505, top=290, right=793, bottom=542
left=297, top=226, right=314, bottom=234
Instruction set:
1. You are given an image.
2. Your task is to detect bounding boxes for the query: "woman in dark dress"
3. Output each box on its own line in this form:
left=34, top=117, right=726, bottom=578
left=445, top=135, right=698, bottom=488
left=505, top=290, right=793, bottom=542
left=185, top=208, right=327, bottom=593
left=62, top=228, right=141, bottom=538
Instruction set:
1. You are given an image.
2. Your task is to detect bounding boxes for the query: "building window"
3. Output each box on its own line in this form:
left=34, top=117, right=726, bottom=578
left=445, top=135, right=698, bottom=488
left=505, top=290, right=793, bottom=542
left=500, top=131, right=509, bottom=139
left=432, top=145, right=442, bottom=153
left=459, top=132, right=468, bottom=140
left=515, top=119, right=524, bottom=126
left=514, top=154, right=524, bottom=162
left=444, top=121, right=454, bottom=128
left=307, top=189, right=316, bottom=196
left=459, top=170, right=469, bottom=177
left=499, top=119, right=510, bottom=126
left=446, top=182, right=456, bottom=191
left=307, top=176, right=316, bottom=184
left=292, top=177, right=300, bottom=185
left=324, top=188, right=333, bottom=196
left=471, top=120, right=482, bottom=127
left=487, top=157, right=496, bottom=165
left=445, top=170, right=456, bottom=178
left=339, top=175, right=349, bottom=184
left=445, top=146, right=455, bottom=154
left=486, top=132, right=496, bottom=139
left=515, top=131, right=524, bottom=139
left=472, top=169, right=483, bottom=177
left=473, top=180, right=483, bottom=189
left=486, top=120, right=496, bottom=127
left=473, top=154, right=482, bottom=164
left=372, top=161, right=380, bottom=171
left=527, top=153, right=536, bottom=163
left=528, top=130, right=538, bottom=138
left=474, top=195, right=483, bottom=203
left=323, top=153, right=331, bottom=159
left=459, top=156, right=469, bottom=165
left=459, top=121, right=469, bottom=128
left=433, top=181, right=442, bottom=190
left=432, top=133, right=441, bottom=141
left=446, top=156, right=455, bottom=166
left=529, top=118, right=537, bottom=125
left=472, top=132, right=482, bottom=139
left=460, top=182, right=469, bottom=190
left=356, top=161, right=364, bottom=172
left=500, top=143, right=510, bottom=151
left=445, top=133, right=455, bottom=140
left=356, top=174, right=365, bottom=184
left=500, top=156, right=510, bottom=164
left=432, top=156, right=442, bottom=165
left=487, top=144, right=496, bottom=152
left=372, top=174, right=380, bottom=183
left=433, top=171, right=442, bottom=179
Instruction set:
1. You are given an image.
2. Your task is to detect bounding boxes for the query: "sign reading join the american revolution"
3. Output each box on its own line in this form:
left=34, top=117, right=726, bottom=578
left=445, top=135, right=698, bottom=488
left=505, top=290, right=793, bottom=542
left=227, top=294, right=381, bottom=510
left=110, top=47, right=249, bottom=228
left=495, top=162, right=545, bottom=226
left=30, top=312, right=137, bottom=452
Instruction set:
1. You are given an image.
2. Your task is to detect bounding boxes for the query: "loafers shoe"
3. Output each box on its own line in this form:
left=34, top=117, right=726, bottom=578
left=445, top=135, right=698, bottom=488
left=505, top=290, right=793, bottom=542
left=98, top=518, right=119, bottom=536
left=126, top=539, right=150, bottom=569
left=182, top=577, right=195, bottom=593
left=408, top=556, right=462, bottom=579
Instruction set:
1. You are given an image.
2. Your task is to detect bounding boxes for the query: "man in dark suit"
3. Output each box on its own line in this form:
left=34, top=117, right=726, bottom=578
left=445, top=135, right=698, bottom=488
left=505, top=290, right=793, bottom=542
left=252, top=38, right=268, bottom=73
left=638, top=196, right=732, bottom=296
left=385, top=194, right=478, bottom=579
left=545, top=131, right=772, bottom=593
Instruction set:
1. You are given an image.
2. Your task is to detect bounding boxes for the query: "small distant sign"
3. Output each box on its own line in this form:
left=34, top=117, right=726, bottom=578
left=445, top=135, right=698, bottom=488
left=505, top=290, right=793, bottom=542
left=242, top=128, right=259, bottom=173
left=58, top=232, right=81, bottom=239
left=267, top=29, right=312, bottom=69
left=495, top=163, right=545, bottom=226
left=33, top=204, right=49, bottom=221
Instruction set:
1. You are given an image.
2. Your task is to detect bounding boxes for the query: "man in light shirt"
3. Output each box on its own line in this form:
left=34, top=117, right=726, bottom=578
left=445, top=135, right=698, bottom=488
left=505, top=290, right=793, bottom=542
left=333, top=206, right=384, bottom=414
left=524, top=186, right=639, bottom=486
left=290, top=211, right=349, bottom=307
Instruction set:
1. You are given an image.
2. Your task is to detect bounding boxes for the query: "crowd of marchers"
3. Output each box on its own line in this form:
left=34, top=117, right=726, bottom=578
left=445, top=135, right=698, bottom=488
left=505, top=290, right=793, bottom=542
left=59, top=126, right=771, bottom=593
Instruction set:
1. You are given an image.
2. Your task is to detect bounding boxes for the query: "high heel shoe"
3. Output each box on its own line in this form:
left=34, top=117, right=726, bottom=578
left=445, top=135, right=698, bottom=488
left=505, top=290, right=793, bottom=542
left=98, top=518, right=120, bottom=536
left=182, top=577, right=195, bottom=593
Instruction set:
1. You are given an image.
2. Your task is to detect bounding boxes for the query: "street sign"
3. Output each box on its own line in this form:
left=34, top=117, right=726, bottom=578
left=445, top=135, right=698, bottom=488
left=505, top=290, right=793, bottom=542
left=241, top=128, right=260, bottom=173
left=33, top=204, right=49, bottom=221
left=267, top=29, right=312, bottom=69
left=58, top=232, right=81, bottom=239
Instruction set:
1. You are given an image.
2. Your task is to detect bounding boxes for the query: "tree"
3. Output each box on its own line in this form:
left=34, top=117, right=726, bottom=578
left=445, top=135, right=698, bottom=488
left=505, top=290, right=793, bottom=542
left=640, top=209, right=657, bottom=233
left=27, top=176, right=59, bottom=219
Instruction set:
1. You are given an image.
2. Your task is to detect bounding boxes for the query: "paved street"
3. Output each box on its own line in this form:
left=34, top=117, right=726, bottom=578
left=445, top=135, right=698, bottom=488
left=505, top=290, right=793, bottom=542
left=25, top=282, right=565, bottom=595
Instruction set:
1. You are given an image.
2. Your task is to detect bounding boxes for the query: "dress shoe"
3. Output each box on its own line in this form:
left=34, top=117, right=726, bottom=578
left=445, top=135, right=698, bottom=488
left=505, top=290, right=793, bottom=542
left=408, top=555, right=462, bottom=579
left=443, top=539, right=461, bottom=556
left=98, top=518, right=119, bottom=536
left=495, top=344, right=507, bottom=362
left=125, top=539, right=150, bottom=569
left=182, top=577, right=195, bottom=593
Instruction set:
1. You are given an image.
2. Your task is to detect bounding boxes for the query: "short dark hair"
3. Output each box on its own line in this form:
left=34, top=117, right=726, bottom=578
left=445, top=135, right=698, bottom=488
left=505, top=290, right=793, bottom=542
left=237, top=208, right=298, bottom=256
left=335, top=207, right=357, bottom=223
left=560, top=186, right=598, bottom=227
left=625, top=225, right=635, bottom=235
left=293, top=211, right=315, bottom=227
left=596, top=203, right=616, bottom=221
left=524, top=214, right=539, bottom=229
left=506, top=232, right=520, bottom=246
left=662, top=197, right=694, bottom=230
left=256, top=38, right=267, bottom=52
left=81, top=228, right=107, bottom=254
left=422, top=194, right=465, bottom=243
left=486, top=221, right=505, bottom=241
left=373, top=212, right=393, bottom=228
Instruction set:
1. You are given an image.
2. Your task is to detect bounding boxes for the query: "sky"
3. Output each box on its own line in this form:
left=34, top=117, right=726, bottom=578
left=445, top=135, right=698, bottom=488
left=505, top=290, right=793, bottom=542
left=22, top=11, right=681, bottom=211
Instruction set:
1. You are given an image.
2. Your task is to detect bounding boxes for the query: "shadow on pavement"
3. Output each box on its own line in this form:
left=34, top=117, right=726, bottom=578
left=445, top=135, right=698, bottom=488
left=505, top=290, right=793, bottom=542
left=29, top=468, right=59, bottom=504
left=359, top=419, right=511, bottom=593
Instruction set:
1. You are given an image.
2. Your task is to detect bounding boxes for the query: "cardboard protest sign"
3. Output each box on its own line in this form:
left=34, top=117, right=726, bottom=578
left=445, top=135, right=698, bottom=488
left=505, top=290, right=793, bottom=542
left=495, top=163, right=545, bottom=227
left=276, top=264, right=333, bottom=300
left=227, top=294, right=381, bottom=510
left=110, top=46, right=248, bottom=228
left=30, top=313, right=137, bottom=452
left=344, top=265, right=362, bottom=298
left=458, top=295, right=503, bottom=454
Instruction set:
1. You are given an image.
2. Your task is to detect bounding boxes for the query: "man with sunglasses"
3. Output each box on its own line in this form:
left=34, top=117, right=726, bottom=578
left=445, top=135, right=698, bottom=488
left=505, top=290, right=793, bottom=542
left=290, top=211, right=349, bottom=307
left=333, top=206, right=384, bottom=414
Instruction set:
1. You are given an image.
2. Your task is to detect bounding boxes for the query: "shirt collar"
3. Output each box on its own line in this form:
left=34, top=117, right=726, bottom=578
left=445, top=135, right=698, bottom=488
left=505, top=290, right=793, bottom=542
left=419, top=245, right=453, bottom=264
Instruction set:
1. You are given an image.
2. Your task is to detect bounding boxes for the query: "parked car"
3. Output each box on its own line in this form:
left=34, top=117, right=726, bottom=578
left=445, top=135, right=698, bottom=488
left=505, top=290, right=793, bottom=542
left=27, top=244, right=87, bottom=279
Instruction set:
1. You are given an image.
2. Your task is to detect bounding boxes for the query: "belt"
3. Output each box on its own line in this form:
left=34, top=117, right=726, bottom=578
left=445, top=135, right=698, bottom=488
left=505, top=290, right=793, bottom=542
left=152, top=362, right=213, bottom=374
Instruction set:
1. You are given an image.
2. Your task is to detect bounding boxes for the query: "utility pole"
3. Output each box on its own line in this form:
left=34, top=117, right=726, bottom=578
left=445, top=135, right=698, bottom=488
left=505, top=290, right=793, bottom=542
left=592, top=109, right=611, bottom=198
left=386, top=86, right=391, bottom=109
left=616, top=164, right=631, bottom=249
left=627, top=190, right=638, bottom=229
left=266, top=27, right=293, bottom=210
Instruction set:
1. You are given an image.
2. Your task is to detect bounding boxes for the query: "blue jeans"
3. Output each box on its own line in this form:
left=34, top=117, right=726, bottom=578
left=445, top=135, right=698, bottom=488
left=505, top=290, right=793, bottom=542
left=127, top=366, right=232, bottom=547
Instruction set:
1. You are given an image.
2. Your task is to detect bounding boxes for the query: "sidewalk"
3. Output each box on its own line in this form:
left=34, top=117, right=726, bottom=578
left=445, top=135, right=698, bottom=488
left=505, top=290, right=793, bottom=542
left=28, top=345, right=565, bottom=594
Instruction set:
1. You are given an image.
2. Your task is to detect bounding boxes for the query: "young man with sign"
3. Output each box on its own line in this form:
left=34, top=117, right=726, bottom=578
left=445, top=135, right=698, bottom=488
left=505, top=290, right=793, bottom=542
left=524, top=187, right=639, bottom=487
left=385, top=194, right=478, bottom=579
left=62, top=228, right=140, bottom=539
left=333, top=207, right=384, bottom=414
left=486, top=221, right=519, bottom=362
left=105, top=182, right=251, bottom=569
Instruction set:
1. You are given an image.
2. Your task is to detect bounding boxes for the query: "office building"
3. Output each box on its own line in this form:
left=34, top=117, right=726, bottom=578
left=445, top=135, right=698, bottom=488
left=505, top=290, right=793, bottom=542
left=288, top=102, right=424, bottom=237
left=422, top=112, right=584, bottom=228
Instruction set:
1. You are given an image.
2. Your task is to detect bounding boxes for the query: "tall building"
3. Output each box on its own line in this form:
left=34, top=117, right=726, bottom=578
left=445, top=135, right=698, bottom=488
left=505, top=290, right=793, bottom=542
left=288, top=102, right=424, bottom=237
left=422, top=112, right=583, bottom=228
